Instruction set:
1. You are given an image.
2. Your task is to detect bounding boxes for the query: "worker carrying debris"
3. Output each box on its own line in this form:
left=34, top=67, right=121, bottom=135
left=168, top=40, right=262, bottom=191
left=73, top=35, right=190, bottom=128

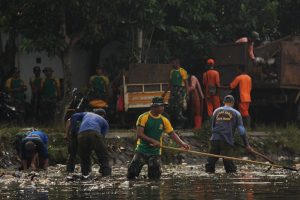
left=236, top=31, right=262, bottom=63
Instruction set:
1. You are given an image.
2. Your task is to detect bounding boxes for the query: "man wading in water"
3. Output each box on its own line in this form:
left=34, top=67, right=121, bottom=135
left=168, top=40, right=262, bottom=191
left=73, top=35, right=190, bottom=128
left=205, top=95, right=253, bottom=173
left=68, top=109, right=111, bottom=177
left=127, top=97, right=190, bottom=180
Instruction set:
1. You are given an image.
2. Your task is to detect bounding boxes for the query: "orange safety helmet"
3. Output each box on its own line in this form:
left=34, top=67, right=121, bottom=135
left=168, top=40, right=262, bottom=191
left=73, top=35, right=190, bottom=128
left=207, top=58, right=215, bottom=66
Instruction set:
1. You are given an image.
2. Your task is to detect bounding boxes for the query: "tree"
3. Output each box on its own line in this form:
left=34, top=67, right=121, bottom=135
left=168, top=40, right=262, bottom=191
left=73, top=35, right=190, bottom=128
left=0, top=0, right=20, bottom=87
left=115, top=0, right=168, bottom=63
left=214, top=0, right=279, bottom=41
left=278, top=0, right=300, bottom=36
left=164, top=0, right=218, bottom=67
left=0, top=0, right=122, bottom=123
left=0, top=0, right=282, bottom=117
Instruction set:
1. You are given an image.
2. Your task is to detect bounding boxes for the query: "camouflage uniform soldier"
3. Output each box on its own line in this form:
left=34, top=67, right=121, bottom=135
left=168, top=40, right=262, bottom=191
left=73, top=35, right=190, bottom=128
left=163, top=58, right=189, bottom=128
left=40, top=67, right=61, bottom=125
left=30, top=66, right=42, bottom=121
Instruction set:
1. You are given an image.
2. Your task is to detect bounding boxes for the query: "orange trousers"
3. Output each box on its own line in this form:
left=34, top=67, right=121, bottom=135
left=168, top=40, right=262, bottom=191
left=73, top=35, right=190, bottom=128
left=191, top=90, right=202, bottom=129
left=239, top=102, right=250, bottom=117
left=206, top=95, right=220, bottom=117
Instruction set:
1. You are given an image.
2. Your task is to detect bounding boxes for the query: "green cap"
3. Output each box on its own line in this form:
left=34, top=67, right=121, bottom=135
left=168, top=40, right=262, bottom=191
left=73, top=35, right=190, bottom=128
left=151, top=97, right=165, bottom=106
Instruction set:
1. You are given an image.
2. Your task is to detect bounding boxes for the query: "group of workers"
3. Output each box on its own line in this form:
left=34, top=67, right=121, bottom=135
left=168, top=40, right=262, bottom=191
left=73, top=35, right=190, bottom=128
left=14, top=94, right=253, bottom=178
left=163, top=31, right=260, bottom=130
left=5, top=66, right=61, bottom=124
left=12, top=66, right=254, bottom=179
left=3, top=65, right=111, bottom=125
left=163, top=57, right=252, bottom=130
left=11, top=31, right=259, bottom=179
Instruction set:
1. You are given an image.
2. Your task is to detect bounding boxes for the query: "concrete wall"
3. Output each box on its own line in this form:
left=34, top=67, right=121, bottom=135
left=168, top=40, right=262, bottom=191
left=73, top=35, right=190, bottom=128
left=17, top=47, right=91, bottom=102
left=70, top=48, right=91, bottom=90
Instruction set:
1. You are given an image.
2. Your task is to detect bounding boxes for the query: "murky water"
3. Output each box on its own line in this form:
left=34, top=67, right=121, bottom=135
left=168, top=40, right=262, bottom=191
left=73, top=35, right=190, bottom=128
left=0, top=164, right=299, bottom=200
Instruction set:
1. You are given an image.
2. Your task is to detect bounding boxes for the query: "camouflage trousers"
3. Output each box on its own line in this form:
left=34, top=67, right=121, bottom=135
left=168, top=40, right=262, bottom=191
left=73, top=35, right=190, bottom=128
left=127, top=152, right=162, bottom=179
left=168, top=86, right=186, bottom=126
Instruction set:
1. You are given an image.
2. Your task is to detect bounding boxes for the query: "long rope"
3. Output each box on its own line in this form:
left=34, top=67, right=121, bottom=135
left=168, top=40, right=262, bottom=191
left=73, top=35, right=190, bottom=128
left=161, top=145, right=298, bottom=171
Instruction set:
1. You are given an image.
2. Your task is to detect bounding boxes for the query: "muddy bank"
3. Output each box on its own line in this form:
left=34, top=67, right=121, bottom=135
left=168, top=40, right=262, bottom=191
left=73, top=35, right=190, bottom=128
left=0, top=125, right=300, bottom=169
left=0, top=133, right=209, bottom=169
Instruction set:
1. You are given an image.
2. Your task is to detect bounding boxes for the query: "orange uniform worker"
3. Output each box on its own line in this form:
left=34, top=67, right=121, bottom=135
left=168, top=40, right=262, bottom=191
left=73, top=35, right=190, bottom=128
left=188, top=75, right=204, bottom=129
left=229, top=66, right=252, bottom=127
left=203, top=59, right=221, bottom=117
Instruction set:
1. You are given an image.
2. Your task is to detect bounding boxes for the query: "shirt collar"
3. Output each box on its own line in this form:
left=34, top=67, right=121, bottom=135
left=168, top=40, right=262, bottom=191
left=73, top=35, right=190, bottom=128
left=149, top=111, right=161, bottom=119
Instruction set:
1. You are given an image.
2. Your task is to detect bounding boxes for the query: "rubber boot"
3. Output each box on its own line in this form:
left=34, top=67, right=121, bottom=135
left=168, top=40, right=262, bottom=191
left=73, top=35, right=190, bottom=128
left=194, top=115, right=202, bottom=129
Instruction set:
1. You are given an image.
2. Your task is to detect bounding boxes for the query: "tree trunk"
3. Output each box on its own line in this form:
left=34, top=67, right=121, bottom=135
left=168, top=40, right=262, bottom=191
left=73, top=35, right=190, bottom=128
left=62, top=46, right=73, bottom=103
left=57, top=45, right=73, bottom=126
left=57, top=6, right=83, bottom=126
left=0, top=30, right=17, bottom=89
left=137, top=29, right=143, bottom=63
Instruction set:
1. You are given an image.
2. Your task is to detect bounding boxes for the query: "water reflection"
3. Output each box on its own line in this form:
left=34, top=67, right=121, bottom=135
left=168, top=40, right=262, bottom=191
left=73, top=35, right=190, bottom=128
left=0, top=164, right=299, bottom=199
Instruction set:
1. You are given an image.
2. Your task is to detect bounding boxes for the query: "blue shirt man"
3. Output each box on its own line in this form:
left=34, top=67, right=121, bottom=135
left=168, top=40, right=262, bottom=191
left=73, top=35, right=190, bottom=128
left=71, top=112, right=109, bottom=136
left=70, top=109, right=111, bottom=177
left=21, top=130, right=49, bottom=170
left=211, top=105, right=247, bottom=146
left=205, top=95, right=253, bottom=173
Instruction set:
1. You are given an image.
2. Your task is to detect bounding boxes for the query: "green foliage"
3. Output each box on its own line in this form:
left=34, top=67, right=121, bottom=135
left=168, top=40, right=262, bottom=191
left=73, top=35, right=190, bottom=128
left=164, top=0, right=218, bottom=63
left=0, top=125, right=21, bottom=150
left=265, top=124, right=300, bottom=155
left=1, top=0, right=299, bottom=73
left=215, top=0, right=279, bottom=41
left=278, top=0, right=300, bottom=35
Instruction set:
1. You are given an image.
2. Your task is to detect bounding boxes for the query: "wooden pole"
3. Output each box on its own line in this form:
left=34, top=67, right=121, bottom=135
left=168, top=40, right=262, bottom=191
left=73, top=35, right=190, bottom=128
left=161, top=145, right=298, bottom=171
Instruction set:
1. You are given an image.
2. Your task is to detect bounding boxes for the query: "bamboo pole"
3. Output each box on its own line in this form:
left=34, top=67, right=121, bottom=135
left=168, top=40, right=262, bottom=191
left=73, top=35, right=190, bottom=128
left=161, top=145, right=298, bottom=171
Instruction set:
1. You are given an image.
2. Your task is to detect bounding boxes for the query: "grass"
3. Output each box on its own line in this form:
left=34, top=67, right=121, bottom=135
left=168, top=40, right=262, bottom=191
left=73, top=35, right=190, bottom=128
left=0, top=124, right=67, bottom=164
left=0, top=122, right=299, bottom=165
left=192, top=122, right=300, bottom=157
left=260, top=123, right=300, bottom=155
